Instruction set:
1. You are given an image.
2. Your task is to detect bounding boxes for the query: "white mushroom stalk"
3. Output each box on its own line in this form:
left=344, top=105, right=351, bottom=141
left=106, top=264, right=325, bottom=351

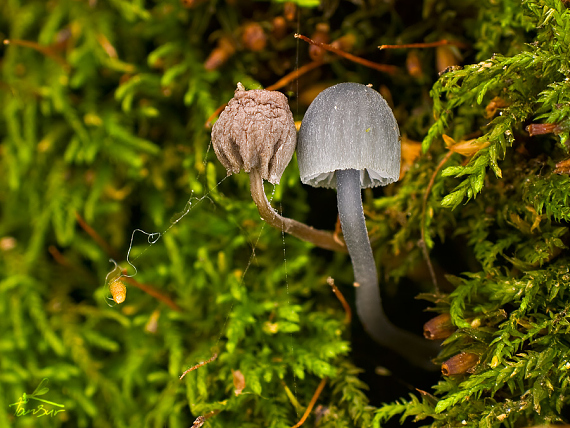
left=298, top=82, right=437, bottom=368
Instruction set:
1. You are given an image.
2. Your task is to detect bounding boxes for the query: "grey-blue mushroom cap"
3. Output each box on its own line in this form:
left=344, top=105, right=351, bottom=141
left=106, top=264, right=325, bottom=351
left=297, top=82, right=401, bottom=189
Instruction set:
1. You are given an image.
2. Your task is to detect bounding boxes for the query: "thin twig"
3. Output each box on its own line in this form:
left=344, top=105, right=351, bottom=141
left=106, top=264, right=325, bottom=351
left=180, top=353, right=218, bottom=379
left=48, top=246, right=73, bottom=268
left=266, top=60, right=325, bottom=90
left=205, top=103, right=228, bottom=129
left=190, top=410, right=221, bottom=428
left=420, top=151, right=453, bottom=292
left=290, top=377, right=327, bottom=428
left=333, top=216, right=344, bottom=247
left=327, top=277, right=351, bottom=324
left=295, top=33, right=398, bottom=74
left=379, top=40, right=468, bottom=50
left=121, top=272, right=183, bottom=312
left=3, top=39, right=69, bottom=68
left=75, top=212, right=121, bottom=260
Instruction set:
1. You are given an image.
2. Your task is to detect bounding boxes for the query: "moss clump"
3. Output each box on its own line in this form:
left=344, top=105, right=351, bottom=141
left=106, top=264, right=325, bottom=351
left=1, top=0, right=570, bottom=427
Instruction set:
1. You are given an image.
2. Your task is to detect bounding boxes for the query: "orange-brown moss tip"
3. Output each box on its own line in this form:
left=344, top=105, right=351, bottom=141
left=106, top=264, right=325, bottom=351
left=204, top=36, right=236, bottom=71
left=441, top=352, right=479, bottom=376
left=283, top=2, right=296, bottom=21
left=241, top=23, right=267, bottom=52
left=485, top=97, right=509, bottom=118
left=181, top=0, right=208, bottom=8
left=423, top=313, right=455, bottom=340
left=554, top=158, right=570, bottom=175
left=330, top=33, right=357, bottom=53
left=110, top=280, right=127, bottom=304
left=272, top=17, right=288, bottom=40
left=436, top=45, right=461, bottom=73
left=232, top=370, right=246, bottom=396
left=406, top=50, right=423, bottom=79
left=443, top=134, right=490, bottom=157
left=526, top=122, right=563, bottom=136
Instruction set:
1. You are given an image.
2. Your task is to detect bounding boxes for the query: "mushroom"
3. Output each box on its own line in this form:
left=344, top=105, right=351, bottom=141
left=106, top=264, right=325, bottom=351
left=297, top=82, right=437, bottom=368
left=212, top=83, right=346, bottom=253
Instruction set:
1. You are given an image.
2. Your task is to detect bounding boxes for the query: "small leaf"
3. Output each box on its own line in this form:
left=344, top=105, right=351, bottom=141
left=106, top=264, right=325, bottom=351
left=32, top=378, right=50, bottom=396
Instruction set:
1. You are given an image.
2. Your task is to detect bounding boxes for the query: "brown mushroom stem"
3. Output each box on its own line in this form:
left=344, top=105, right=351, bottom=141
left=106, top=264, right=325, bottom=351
left=249, top=168, right=347, bottom=253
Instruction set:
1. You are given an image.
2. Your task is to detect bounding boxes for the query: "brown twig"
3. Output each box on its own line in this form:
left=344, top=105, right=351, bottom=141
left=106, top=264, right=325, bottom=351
left=180, top=353, right=218, bottom=379
left=379, top=39, right=468, bottom=50
left=205, top=60, right=325, bottom=129
left=190, top=410, right=221, bottom=428
left=205, top=103, right=228, bottom=129
left=48, top=246, right=73, bottom=268
left=290, top=377, right=327, bottom=428
left=327, top=277, right=351, bottom=324
left=420, top=151, right=453, bottom=292
left=295, top=33, right=398, bottom=74
left=266, top=60, right=325, bottom=90
left=3, top=39, right=69, bottom=68
left=121, top=272, right=182, bottom=312
left=75, top=212, right=122, bottom=260
left=333, top=216, right=345, bottom=247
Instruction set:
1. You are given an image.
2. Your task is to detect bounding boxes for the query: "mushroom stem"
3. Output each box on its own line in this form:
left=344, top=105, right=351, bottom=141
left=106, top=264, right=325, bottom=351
left=249, top=168, right=347, bottom=253
left=336, top=169, right=438, bottom=369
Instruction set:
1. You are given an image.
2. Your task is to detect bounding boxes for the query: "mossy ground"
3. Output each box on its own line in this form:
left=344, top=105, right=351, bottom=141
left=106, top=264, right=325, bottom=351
left=1, top=0, right=569, bottom=427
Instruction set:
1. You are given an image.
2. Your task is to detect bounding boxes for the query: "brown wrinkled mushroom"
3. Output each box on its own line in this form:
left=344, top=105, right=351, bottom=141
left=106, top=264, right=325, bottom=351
left=212, top=83, right=346, bottom=253
left=212, top=82, right=296, bottom=184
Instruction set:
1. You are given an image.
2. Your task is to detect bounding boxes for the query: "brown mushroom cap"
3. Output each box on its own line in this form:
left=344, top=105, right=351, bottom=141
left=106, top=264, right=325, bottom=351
left=211, top=83, right=297, bottom=184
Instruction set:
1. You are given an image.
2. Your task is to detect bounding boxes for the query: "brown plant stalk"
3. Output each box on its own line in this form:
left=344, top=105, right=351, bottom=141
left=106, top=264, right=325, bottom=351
left=121, top=272, right=182, bottom=312
left=295, top=33, right=398, bottom=74
left=249, top=168, right=347, bottom=253
left=4, top=38, right=69, bottom=68
left=75, top=212, right=122, bottom=260
left=290, top=377, right=328, bottom=428
left=327, top=276, right=352, bottom=324
left=379, top=39, right=468, bottom=50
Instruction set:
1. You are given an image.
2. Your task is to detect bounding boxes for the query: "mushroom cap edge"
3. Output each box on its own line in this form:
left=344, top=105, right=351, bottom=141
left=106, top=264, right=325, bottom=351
left=297, top=82, right=401, bottom=189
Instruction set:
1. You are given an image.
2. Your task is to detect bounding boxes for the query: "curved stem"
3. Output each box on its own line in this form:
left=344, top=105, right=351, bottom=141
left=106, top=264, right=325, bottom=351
left=249, top=168, right=347, bottom=253
left=336, top=169, right=438, bottom=369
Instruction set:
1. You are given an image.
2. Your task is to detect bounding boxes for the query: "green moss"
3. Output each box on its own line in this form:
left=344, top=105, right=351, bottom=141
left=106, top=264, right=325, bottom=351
left=1, top=0, right=570, bottom=427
